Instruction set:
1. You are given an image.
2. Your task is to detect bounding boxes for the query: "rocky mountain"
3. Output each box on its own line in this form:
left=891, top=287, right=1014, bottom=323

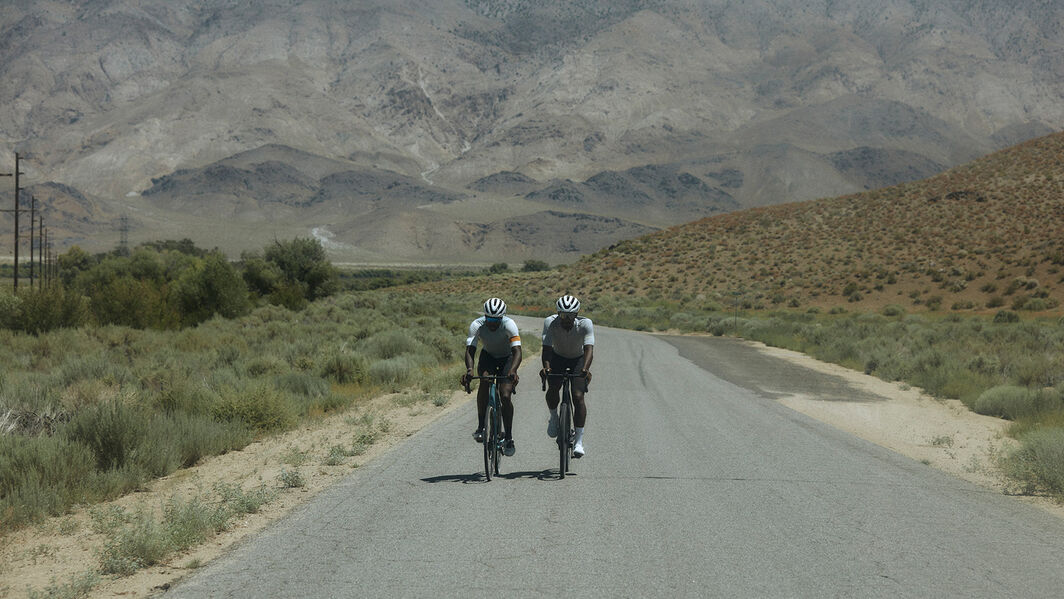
left=1, top=0, right=1061, bottom=262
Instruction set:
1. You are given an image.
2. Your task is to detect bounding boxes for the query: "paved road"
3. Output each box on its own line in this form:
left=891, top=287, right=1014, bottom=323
left=167, top=320, right=1064, bottom=598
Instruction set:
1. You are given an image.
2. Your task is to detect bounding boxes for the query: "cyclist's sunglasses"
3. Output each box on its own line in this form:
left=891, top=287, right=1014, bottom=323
left=557, top=311, right=578, bottom=317
left=484, top=316, right=503, bottom=323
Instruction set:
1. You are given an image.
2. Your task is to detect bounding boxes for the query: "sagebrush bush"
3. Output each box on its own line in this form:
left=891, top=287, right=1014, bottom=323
left=359, top=330, right=424, bottom=360
left=1004, top=427, right=1064, bottom=494
left=974, top=386, right=1062, bottom=420
left=0, top=434, right=98, bottom=527
left=319, top=352, right=368, bottom=384
left=208, top=384, right=297, bottom=432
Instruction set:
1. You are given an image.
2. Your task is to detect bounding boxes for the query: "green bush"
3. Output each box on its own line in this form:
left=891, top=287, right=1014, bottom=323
left=263, top=238, right=338, bottom=301
left=209, top=384, right=297, bottom=432
left=359, top=330, right=424, bottom=360
left=10, top=285, right=91, bottom=333
left=974, top=386, right=1061, bottom=420
left=993, top=310, right=1020, bottom=323
left=0, top=435, right=98, bottom=528
left=320, top=352, right=368, bottom=384
left=1004, top=427, right=1064, bottom=494
left=880, top=304, right=906, bottom=317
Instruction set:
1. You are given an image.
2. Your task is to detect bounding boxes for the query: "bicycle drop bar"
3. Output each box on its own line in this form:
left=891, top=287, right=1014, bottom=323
left=464, top=374, right=518, bottom=394
left=541, top=370, right=589, bottom=391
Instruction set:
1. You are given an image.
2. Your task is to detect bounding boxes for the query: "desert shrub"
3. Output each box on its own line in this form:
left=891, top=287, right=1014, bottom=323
left=359, top=330, right=424, bottom=360
left=275, top=372, right=330, bottom=398
left=974, top=385, right=1062, bottom=420
left=0, top=434, right=98, bottom=528
left=243, top=355, right=288, bottom=377
left=993, top=310, right=1020, bottom=323
left=208, top=384, right=297, bottom=432
left=880, top=304, right=905, bottom=317
left=62, top=400, right=160, bottom=472
left=1003, top=427, right=1064, bottom=494
left=367, top=355, right=436, bottom=388
left=9, top=285, right=91, bottom=333
left=319, top=352, right=368, bottom=384
left=170, top=411, right=251, bottom=468
left=0, top=292, right=22, bottom=329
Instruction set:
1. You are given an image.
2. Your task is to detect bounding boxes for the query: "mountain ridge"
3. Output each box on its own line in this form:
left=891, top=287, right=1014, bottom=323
left=1, top=0, right=1062, bottom=261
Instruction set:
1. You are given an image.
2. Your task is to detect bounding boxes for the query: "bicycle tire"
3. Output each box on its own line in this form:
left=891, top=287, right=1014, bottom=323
left=492, top=388, right=502, bottom=476
left=483, top=402, right=496, bottom=481
left=559, top=382, right=572, bottom=478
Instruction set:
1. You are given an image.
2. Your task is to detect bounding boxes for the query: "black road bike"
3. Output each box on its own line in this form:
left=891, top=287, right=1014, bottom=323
left=465, top=374, right=514, bottom=481
left=542, top=370, right=585, bottom=479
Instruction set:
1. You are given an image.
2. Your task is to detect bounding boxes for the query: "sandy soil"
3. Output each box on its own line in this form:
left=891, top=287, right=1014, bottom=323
left=2, top=342, right=1062, bottom=598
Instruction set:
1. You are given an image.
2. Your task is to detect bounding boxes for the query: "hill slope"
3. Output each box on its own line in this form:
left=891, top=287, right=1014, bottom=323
left=567, top=131, right=1064, bottom=313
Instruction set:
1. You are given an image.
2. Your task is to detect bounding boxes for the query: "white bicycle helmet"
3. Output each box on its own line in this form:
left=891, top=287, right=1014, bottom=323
left=556, top=295, right=580, bottom=313
left=483, top=297, right=507, bottom=318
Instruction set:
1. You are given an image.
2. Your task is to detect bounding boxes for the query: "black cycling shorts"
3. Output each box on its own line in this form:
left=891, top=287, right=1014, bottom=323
left=547, top=354, right=588, bottom=392
left=477, top=351, right=512, bottom=376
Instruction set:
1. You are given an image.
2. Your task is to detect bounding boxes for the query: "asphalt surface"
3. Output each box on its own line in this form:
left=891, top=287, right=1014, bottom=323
left=166, top=319, right=1064, bottom=598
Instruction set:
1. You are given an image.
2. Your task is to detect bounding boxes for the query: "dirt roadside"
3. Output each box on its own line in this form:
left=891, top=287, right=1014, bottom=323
left=2, top=340, right=1062, bottom=598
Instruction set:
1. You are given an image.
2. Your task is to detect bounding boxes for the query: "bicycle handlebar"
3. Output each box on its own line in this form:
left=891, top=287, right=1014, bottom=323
left=463, top=374, right=518, bottom=394
left=540, top=370, right=588, bottom=391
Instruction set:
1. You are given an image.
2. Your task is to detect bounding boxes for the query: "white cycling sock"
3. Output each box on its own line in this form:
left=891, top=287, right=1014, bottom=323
left=574, top=427, right=584, bottom=444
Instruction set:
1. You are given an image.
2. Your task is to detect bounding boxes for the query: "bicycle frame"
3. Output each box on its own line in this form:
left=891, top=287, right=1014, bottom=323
left=542, top=370, right=584, bottom=479
left=466, top=374, right=514, bottom=481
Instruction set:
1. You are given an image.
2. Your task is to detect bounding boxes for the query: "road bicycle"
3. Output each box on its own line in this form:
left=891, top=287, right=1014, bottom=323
left=542, top=370, right=585, bottom=479
left=465, top=374, right=514, bottom=481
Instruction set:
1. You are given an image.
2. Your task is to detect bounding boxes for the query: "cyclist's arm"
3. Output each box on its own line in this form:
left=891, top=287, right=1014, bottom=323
left=580, top=345, right=593, bottom=373
left=541, top=345, right=554, bottom=371
left=508, top=345, right=522, bottom=378
left=464, top=345, right=477, bottom=374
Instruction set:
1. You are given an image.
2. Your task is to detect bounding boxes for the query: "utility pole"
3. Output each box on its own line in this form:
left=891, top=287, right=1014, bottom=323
left=118, top=213, right=129, bottom=255
left=29, top=196, right=36, bottom=288
left=39, top=217, right=45, bottom=287
left=0, top=153, right=25, bottom=291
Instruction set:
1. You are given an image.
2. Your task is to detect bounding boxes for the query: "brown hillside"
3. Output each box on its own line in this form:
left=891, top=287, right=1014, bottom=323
left=568, top=131, right=1064, bottom=314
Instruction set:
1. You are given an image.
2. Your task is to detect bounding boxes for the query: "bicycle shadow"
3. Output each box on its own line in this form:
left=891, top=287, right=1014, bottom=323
left=420, top=473, right=489, bottom=484
left=420, top=469, right=567, bottom=483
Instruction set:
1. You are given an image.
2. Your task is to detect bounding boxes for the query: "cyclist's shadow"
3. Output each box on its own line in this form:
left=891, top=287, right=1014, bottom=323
left=421, top=469, right=561, bottom=484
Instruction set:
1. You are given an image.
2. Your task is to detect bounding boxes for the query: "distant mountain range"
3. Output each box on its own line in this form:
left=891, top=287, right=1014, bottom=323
left=1, top=0, right=1061, bottom=263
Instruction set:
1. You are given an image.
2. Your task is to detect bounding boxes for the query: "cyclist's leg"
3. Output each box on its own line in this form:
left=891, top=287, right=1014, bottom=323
left=545, top=354, right=577, bottom=411
left=572, top=384, right=587, bottom=428
left=497, top=356, right=515, bottom=439
left=474, top=351, right=500, bottom=435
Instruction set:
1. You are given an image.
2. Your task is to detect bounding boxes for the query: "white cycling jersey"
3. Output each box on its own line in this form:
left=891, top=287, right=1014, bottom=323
left=466, top=316, right=521, bottom=359
left=542, top=315, right=594, bottom=359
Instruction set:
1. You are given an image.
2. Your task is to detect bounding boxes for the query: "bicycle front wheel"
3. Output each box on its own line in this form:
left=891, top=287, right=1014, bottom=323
left=483, top=403, right=496, bottom=481
left=559, top=395, right=572, bottom=478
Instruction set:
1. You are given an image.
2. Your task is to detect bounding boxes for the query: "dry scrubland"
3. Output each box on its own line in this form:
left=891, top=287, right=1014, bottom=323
left=570, top=132, right=1064, bottom=314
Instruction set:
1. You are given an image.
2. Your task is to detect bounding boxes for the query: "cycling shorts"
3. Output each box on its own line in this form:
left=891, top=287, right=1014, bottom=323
left=546, top=354, right=588, bottom=392
left=477, top=351, right=513, bottom=376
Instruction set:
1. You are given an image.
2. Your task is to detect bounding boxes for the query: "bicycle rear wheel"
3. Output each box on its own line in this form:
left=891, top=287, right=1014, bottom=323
left=483, top=403, right=496, bottom=481
left=559, top=389, right=572, bottom=478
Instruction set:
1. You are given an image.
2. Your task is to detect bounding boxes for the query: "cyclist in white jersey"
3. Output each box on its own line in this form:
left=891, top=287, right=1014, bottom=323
left=540, top=295, right=594, bottom=457
left=461, top=297, right=522, bottom=456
